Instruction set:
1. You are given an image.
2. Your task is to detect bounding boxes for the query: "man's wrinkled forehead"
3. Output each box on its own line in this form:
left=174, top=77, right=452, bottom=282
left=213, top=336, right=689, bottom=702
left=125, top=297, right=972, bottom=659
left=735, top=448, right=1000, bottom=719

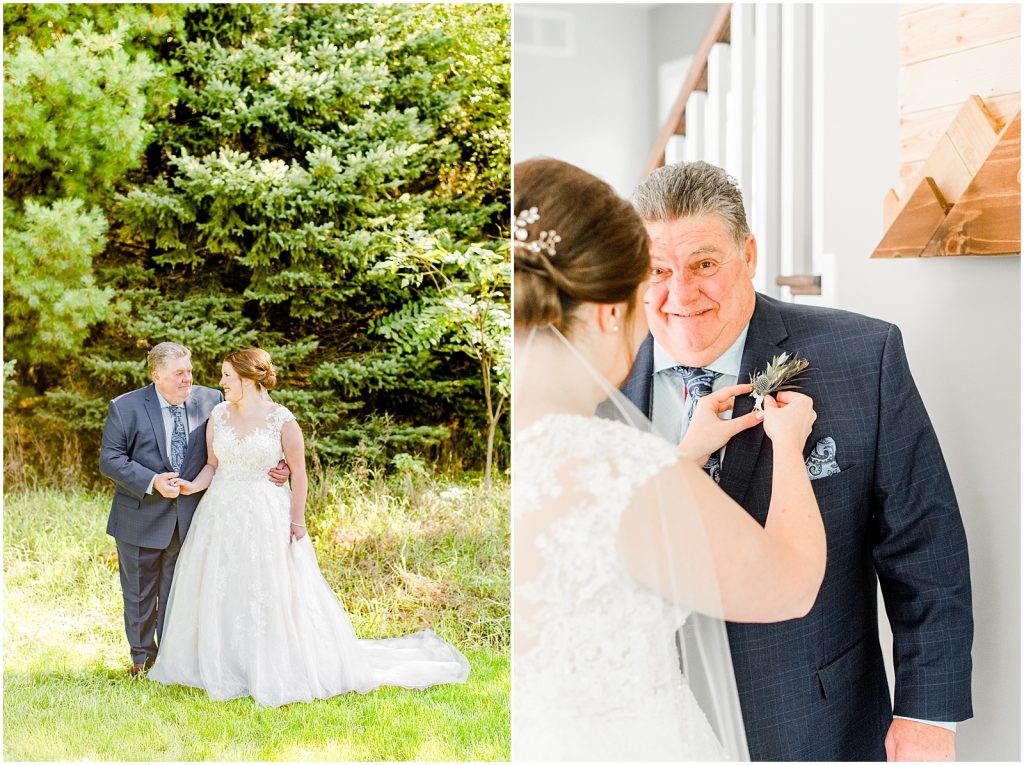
left=157, top=358, right=193, bottom=375
left=651, top=242, right=725, bottom=263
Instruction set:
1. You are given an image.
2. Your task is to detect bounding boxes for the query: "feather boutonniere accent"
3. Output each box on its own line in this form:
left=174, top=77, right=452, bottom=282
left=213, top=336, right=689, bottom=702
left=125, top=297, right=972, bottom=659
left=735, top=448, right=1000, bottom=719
left=749, top=353, right=810, bottom=411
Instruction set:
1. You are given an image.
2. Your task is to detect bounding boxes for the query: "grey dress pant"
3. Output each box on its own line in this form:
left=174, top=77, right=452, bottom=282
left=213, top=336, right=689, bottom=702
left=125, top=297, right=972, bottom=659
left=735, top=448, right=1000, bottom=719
left=115, top=524, right=182, bottom=665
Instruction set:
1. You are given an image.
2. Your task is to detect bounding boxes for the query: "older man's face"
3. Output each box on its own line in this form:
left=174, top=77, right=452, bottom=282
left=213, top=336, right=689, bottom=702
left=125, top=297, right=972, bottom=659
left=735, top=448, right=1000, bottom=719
left=151, top=355, right=193, bottom=405
left=643, top=214, right=758, bottom=368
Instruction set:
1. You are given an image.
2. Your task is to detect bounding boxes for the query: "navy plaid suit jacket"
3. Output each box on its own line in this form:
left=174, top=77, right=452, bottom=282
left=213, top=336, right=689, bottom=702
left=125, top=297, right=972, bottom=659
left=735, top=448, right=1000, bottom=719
left=622, top=294, right=973, bottom=761
left=100, top=384, right=223, bottom=549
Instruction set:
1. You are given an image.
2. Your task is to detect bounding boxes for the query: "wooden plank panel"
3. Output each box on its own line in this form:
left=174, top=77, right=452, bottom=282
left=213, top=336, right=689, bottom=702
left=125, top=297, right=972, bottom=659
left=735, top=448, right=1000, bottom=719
left=901, top=4, right=1020, bottom=66
left=946, top=95, right=1003, bottom=173
left=883, top=188, right=901, bottom=230
left=920, top=112, right=1021, bottom=256
left=900, top=92, right=1019, bottom=164
left=912, top=136, right=973, bottom=207
left=900, top=160, right=924, bottom=198
left=900, top=4, right=943, bottom=18
left=872, top=177, right=951, bottom=259
left=899, top=36, right=1020, bottom=115
left=899, top=96, right=1001, bottom=208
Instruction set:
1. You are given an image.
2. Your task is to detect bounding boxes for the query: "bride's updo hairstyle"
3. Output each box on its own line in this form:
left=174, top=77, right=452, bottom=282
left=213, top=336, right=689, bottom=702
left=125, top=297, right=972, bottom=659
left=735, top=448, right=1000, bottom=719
left=224, top=348, right=278, bottom=391
left=514, top=158, right=650, bottom=335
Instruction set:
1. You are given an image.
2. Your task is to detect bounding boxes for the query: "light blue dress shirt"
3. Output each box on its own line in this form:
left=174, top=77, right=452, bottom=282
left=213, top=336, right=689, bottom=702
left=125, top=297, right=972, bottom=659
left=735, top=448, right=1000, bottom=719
left=650, top=325, right=749, bottom=450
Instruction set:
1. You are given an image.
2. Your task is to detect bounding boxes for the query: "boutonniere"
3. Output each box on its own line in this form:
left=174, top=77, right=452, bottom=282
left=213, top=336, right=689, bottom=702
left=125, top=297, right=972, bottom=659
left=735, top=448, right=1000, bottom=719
left=749, top=352, right=810, bottom=411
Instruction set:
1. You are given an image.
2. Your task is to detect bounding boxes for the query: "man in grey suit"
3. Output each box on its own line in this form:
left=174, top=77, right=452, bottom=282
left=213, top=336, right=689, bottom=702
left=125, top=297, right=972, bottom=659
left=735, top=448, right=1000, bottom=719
left=100, top=342, right=287, bottom=675
left=623, top=162, right=972, bottom=761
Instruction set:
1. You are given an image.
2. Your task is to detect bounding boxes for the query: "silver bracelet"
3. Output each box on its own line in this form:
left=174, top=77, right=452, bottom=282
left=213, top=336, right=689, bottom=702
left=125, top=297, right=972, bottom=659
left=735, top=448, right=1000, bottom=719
left=290, top=521, right=306, bottom=528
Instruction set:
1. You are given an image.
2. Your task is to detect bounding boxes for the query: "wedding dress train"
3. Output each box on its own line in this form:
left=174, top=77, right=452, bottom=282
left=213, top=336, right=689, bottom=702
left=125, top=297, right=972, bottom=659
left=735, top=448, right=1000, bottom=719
left=149, top=402, right=469, bottom=707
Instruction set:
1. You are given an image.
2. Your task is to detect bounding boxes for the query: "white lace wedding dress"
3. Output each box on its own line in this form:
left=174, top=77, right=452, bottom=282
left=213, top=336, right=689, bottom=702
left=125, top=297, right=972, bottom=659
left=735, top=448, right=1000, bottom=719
left=514, top=413, right=729, bottom=761
left=148, top=402, right=470, bottom=707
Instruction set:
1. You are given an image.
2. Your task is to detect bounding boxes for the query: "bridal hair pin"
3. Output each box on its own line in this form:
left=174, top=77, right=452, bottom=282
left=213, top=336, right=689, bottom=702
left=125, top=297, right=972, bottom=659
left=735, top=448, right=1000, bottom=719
left=749, top=352, right=810, bottom=411
left=514, top=206, right=562, bottom=258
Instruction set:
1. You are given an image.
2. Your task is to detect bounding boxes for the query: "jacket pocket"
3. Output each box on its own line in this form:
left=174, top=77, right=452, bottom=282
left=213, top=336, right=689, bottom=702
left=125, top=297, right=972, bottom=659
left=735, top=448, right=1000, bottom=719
left=113, top=494, right=141, bottom=512
left=817, top=633, right=880, bottom=699
left=811, top=463, right=861, bottom=502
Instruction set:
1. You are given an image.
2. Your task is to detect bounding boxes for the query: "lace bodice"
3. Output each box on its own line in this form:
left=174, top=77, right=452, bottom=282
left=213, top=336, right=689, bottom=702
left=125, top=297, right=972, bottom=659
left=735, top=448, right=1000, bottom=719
left=516, top=419, right=700, bottom=729
left=209, top=402, right=295, bottom=482
left=514, top=413, right=723, bottom=759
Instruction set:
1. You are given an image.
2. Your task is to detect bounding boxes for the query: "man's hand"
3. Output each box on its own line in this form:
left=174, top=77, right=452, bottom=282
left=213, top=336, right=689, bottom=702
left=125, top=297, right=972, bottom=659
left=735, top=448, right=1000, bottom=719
left=268, top=459, right=290, bottom=486
left=885, top=718, right=955, bottom=762
left=153, top=472, right=181, bottom=499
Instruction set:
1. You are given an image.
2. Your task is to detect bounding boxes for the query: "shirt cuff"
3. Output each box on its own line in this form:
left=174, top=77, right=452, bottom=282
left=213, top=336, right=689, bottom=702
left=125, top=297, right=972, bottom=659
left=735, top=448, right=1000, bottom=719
left=894, top=716, right=957, bottom=733
left=146, top=475, right=156, bottom=495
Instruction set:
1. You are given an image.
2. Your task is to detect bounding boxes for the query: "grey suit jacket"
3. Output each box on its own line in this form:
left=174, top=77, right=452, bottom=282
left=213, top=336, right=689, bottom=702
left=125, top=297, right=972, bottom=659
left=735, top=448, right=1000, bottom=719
left=622, top=294, right=973, bottom=760
left=100, top=384, right=223, bottom=549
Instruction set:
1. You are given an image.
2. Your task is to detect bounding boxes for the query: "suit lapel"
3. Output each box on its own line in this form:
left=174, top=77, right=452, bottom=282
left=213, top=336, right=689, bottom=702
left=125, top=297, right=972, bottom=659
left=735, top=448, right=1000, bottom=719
left=144, top=384, right=172, bottom=470
left=718, top=295, right=790, bottom=506
left=621, top=334, right=656, bottom=417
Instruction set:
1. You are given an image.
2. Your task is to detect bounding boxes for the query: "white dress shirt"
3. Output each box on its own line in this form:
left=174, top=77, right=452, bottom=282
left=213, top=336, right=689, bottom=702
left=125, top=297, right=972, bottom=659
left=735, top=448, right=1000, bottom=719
left=146, top=389, right=191, bottom=495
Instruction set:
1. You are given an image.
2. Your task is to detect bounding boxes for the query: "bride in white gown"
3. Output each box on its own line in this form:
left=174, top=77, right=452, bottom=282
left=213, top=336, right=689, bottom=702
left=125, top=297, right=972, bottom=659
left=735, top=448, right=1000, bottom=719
left=148, top=348, right=469, bottom=707
left=512, top=159, right=826, bottom=760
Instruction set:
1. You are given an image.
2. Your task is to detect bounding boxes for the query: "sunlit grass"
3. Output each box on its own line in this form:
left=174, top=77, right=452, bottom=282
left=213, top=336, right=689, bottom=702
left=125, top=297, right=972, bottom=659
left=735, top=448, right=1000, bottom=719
left=3, top=474, right=509, bottom=761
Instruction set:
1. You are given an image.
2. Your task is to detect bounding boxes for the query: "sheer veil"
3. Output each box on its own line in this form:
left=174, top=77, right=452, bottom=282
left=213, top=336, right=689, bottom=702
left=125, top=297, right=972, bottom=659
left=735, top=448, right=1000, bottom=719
left=513, top=325, right=749, bottom=761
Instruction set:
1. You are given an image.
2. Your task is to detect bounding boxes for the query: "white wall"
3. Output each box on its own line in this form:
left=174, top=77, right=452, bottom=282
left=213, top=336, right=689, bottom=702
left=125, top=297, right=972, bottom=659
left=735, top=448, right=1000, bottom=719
left=513, top=3, right=655, bottom=196
left=649, top=3, right=719, bottom=71
left=818, top=5, right=1020, bottom=761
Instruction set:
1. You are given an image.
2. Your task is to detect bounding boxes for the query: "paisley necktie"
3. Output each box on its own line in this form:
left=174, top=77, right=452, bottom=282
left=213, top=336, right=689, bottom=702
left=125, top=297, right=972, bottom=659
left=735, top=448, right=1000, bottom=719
left=674, top=366, right=721, bottom=483
left=169, top=405, right=187, bottom=473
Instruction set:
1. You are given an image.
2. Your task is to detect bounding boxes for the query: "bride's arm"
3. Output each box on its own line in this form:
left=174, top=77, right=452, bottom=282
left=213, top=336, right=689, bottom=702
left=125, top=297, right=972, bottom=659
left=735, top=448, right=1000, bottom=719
left=280, top=419, right=308, bottom=539
left=620, top=392, right=825, bottom=623
left=177, top=418, right=219, bottom=495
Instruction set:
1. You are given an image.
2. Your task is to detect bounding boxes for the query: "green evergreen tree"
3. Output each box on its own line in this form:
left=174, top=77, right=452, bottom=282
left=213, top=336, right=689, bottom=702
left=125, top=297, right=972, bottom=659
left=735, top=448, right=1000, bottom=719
left=3, top=4, right=510, bottom=482
left=3, top=5, right=182, bottom=376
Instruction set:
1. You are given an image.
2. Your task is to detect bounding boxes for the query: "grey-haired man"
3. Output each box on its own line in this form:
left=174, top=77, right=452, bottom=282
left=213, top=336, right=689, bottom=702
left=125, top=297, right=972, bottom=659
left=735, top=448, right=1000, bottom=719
left=622, top=162, right=972, bottom=761
left=100, top=343, right=287, bottom=674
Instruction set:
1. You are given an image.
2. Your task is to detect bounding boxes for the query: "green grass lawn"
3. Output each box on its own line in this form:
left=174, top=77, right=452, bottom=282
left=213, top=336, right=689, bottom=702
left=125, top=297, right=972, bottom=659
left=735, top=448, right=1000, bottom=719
left=3, top=476, right=510, bottom=761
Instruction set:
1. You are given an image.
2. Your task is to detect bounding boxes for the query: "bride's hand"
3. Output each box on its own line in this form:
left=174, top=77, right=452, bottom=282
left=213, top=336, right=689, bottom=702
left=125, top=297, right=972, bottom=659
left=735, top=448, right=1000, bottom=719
left=290, top=522, right=307, bottom=543
left=174, top=478, right=196, bottom=496
left=761, top=391, right=817, bottom=453
left=678, top=383, right=764, bottom=466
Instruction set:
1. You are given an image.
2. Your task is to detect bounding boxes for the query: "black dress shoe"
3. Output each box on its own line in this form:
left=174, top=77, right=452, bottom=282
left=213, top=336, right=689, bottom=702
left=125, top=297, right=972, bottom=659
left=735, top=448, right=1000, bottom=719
left=129, top=659, right=155, bottom=676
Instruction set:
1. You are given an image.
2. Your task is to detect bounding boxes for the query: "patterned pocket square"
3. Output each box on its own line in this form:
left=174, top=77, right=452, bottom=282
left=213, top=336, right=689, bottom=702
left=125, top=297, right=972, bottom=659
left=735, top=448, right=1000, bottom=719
left=805, top=436, right=841, bottom=481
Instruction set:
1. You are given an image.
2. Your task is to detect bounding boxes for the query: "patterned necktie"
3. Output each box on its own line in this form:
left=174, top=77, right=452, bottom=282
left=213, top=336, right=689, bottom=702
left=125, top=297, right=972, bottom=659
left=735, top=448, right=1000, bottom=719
left=674, top=366, right=722, bottom=483
left=169, top=405, right=187, bottom=473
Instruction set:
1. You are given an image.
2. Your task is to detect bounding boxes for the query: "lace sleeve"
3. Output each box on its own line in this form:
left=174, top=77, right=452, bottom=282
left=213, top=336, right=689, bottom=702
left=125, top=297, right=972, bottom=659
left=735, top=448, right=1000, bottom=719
left=268, top=404, right=296, bottom=433
left=209, top=401, right=230, bottom=427
left=514, top=414, right=678, bottom=517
